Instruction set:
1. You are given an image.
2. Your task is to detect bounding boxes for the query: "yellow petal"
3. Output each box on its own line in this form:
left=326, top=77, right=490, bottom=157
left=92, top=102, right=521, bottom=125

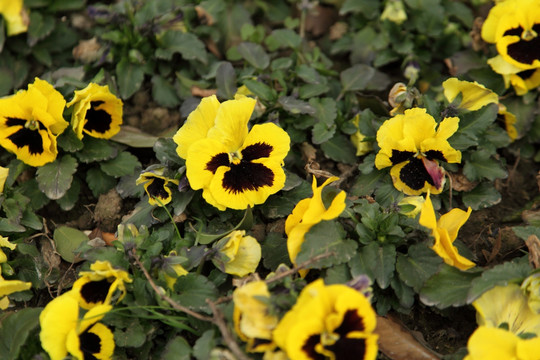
left=465, top=327, right=518, bottom=360
left=442, top=78, right=499, bottom=111
left=173, top=95, right=221, bottom=159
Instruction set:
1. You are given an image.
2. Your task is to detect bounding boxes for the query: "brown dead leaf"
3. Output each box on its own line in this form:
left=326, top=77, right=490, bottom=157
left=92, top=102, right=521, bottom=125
left=329, top=21, right=348, bottom=40
left=470, top=17, right=487, bottom=52
left=449, top=172, right=478, bottom=192
left=73, top=37, right=102, bottom=63
left=305, top=5, right=339, bottom=37
left=444, top=58, right=457, bottom=77
left=376, top=315, right=441, bottom=360
left=301, top=142, right=317, bottom=163
left=205, top=38, right=222, bottom=59
left=191, top=86, right=217, bottom=98
left=41, top=237, right=61, bottom=273
left=525, top=234, right=540, bottom=269
left=195, top=5, right=215, bottom=25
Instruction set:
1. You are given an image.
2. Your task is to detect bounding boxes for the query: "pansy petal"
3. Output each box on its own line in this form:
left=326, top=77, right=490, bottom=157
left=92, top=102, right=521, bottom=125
left=173, top=95, right=221, bottom=159
left=442, top=78, right=498, bottom=111
left=465, top=327, right=518, bottom=360
left=186, top=138, right=230, bottom=191
left=434, top=228, right=475, bottom=270
left=401, top=108, right=437, bottom=146
left=207, top=96, right=256, bottom=152
left=438, top=207, right=472, bottom=241
left=242, top=123, right=291, bottom=162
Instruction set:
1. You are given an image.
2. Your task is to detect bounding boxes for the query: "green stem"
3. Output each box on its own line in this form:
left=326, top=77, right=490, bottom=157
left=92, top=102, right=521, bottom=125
left=154, top=198, right=183, bottom=243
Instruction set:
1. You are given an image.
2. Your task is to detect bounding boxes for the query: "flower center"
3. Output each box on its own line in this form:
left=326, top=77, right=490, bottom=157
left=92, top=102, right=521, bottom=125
left=24, top=119, right=40, bottom=131
left=522, top=28, right=537, bottom=41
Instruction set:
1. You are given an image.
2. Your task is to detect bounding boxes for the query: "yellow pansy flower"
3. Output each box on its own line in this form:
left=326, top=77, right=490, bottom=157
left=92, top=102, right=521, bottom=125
left=71, top=260, right=132, bottom=309
left=419, top=192, right=475, bottom=270
left=40, top=292, right=114, bottom=360
left=465, top=326, right=540, bottom=360
left=285, top=176, right=346, bottom=271
left=67, top=83, right=123, bottom=140
left=174, top=95, right=290, bottom=210
left=273, top=279, right=378, bottom=360
left=214, top=230, right=261, bottom=277
left=375, top=108, right=461, bottom=195
left=233, top=281, right=278, bottom=352
left=0, top=78, right=68, bottom=167
left=136, top=167, right=179, bottom=207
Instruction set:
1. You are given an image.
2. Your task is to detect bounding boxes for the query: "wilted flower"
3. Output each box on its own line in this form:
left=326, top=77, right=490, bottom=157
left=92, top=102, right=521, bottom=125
left=0, top=0, right=29, bottom=36
left=0, top=275, right=32, bottom=310
left=173, top=95, right=290, bottom=210
left=0, top=78, right=68, bottom=167
left=522, top=273, right=540, bottom=313
left=465, top=326, right=540, bottom=360
left=442, top=78, right=499, bottom=111
left=285, top=176, right=346, bottom=272
left=419, top=193, right=475, bottom=270
left=136, top=167, right=179, bottom=206
left=350, top=114, right=372, bottom=156
left=40, top=293, right=114, bottom=360
left=213, top=230, right=261, bottom=277
left=375, top=108, right=461, bottom=195
left=472, top=283, right=540, bottom=335
left=233, top=281, right=278, bottom=352
left=67, top=83, right=123, bottom=140
left=273, top=279, right=378, bottom=360
left=162, top=250, right=188, bottom=290
left=398, top=195, right=425, bottom=218
left=381, top=0, right=407, bottom=25
left=71, top=260, right=132, bottom=309
left=442, top=78, right=518, bottom=140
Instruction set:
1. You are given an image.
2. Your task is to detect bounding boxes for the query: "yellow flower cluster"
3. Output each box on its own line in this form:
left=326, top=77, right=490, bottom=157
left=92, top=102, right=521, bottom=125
left=482, top=0, right=540, bottom=95
left=0, top=78, right=123, bottom=167
left=0, top=234, right=31, bottom=310
left=39, top=260, right=131, bottom=360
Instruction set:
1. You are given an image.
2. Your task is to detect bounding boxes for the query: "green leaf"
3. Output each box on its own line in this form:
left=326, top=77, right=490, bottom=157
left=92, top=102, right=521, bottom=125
left=27, top=12, right=55, bottom=47
left=172, top=274, right=219, bottom=313
left=196, top=207, right=253, bottom=245
left=111, top=126, right=160, bottom=148
left=0, top=307, right=42, bottom=360
left=312, top=122, right=336, bottom=145
left=262, top=232, right=291, bottom=270
left=340, top=64, right=376, bottom=93
left=56, top=177, right=81, bottom=211
left=53, top=226, right=88, bottom=263
left=467, top=256, right=531, bottom=303
left=193, top=330, right=216, bottom=360
left=36, top=155, right=78, bottom=200
left=296, top=221, right=358, bottom=270
left=151, top=75, right=180, bottom=107
left=279, top=96, right=316, bottom=115
left=216, top=62, right=237, bottom=100
left=86, top=167, right=117, bottom=198
left=455, top=103, right=498, bottom=141
left=156, top=31, right=208, bottom=64
left=463, top=151, right=507, bottom=182
left=58, top=128, right=84, bottom=152
left=154, top=137, right=184, bottom=166
left=116, top=59, right=145, bottom=99
left=310, top=98, right=337, bottom=127
left=462, top=182, right=502, bottom=210
left=396, top=243, right=443, bottom=292
left=513, top=226, right=540, bottom=241
left=350, top=169, right=384, bottom=197
left=265, top=28, right=302, bottom=50
left=100, top=151, right=141, bottom=178
left=350, top=242, right=396, bottom=289
left=244, top=79, right=276, bottom=102
left=419, top=265, right=480, bottom=309
left=162, top=336, right=192, bottom=360
left=49, top=0, right=85, bottom=10
left=320, top=133, right=358, bottom=165
left=114, top=321, right=146, bottom=348
left=77, top=137, right=117, bottom=163
left=237, top=42, right=270, bottom=70
left=299, top=83, right=330, bottom=99
left=340, top=0, right=380, bottom=18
